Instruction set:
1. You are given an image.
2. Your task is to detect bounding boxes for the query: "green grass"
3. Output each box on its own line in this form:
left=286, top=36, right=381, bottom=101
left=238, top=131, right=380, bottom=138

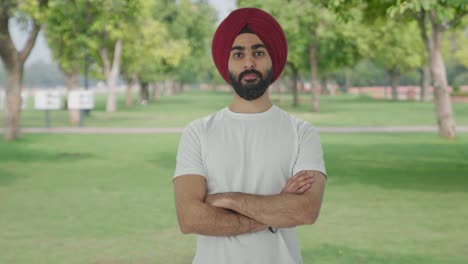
left=5, top=90, right=468, bottom=128
left=1, top=133, right=467, bottom=263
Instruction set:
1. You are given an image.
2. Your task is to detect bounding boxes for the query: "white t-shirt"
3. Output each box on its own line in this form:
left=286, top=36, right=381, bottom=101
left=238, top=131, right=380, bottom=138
left=173, top=104, right=326, bottom=264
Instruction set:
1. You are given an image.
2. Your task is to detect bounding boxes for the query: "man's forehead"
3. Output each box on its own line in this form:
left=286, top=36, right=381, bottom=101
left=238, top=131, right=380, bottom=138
left=231, top=33, right=265, bottom=47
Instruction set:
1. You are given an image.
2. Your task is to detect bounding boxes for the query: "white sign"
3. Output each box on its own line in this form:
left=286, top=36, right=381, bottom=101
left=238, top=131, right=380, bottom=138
left=0, top=91, right=28, bottom=109
left=68, top=90, right=94, bottom=110
left=34, top=91, right=62, bottom=110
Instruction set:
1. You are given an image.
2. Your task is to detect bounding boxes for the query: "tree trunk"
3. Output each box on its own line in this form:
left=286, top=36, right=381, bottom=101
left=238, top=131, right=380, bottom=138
left=291, top=72, right=298, bottom=107
left=279, top=82, right=286, bottom=104
left=417, top=10, right=432, bottom=102
left=419, top=63, right=430, bottom=101
left=298, top=79, right=304, bottom=93
left=99, top=39, right=122, bottom=113
left=321, top=76, right=328, bottom=95
left=309, top=43, right=320, bottom=112
left=0, top=8, right=42, bottom=140
left=4, top=65, right=23, bottom=140
left=417, top=10, right=456, bottom=138
left=344, top=69, right=351, bottom=93
left=64, top=69, right=80, bottom=126
left=288, top=62, right=299, bottom=107
left=152, top=82, right=161, bottom=102
left=429, top=12, right=456, bottom=139
left=125, top=74, right=137, bottom=107
left=175, top=82, right=182, bottom=94
left=164, top=80, right=173, bottom=95
left=125, top=81, right=133, bottom=107
left=140, top=81, right=149, bottom=105
left=389, top=70, right=400, bottom=101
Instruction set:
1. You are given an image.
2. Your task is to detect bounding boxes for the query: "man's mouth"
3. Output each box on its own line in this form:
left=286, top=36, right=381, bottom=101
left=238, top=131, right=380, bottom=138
left=242, top=73, right=259, bottom=82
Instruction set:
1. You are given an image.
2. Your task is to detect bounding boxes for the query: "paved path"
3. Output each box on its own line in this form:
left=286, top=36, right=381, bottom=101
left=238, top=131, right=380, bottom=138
left=2, top=126, right=467, bottom=134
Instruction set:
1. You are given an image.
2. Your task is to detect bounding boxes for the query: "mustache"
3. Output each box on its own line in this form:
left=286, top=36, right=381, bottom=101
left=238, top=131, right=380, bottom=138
left=239, top=69, right=263, bottom=81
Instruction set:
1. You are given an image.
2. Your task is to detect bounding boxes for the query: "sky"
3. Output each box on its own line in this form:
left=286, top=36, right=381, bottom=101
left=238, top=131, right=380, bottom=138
left=9, top=0, right=237, bottom=66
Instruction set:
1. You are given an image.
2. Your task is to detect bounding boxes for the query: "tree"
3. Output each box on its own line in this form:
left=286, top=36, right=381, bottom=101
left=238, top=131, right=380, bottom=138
left=84, top=0, right=142, bottom=112
left=0, top=0, right=48, bottom=140
left=389, top=1, right=466, bottom=138
left=333, top=0, right=466, bottom=138
left=156, top=0, right=217, bottom=89
left=44, top=0, right=91, bottom=126
left=238, top=0, right=363, bottom=110
left=289, top=0, right=324, bottom=112
left=120, top=6, right=189, bottom=105
left=367, top=20, right=423, bottom=100
left=315, top=8, right=364, bottom=95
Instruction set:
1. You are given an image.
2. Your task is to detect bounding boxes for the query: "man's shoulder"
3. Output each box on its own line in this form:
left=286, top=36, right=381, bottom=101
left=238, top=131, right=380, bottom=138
left=274, top=105, right=317, bottom=132
left=183, top=107, right=226, bottom=134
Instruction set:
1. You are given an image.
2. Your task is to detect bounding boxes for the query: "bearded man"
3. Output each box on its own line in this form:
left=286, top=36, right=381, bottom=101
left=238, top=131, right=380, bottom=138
left=173, top=7, right=327, bottom=264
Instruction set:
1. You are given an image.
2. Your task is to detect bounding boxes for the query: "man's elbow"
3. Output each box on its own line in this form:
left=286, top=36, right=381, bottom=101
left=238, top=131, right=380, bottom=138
left=180, top=226, right=193, bottom=234
left=177, top=215, right=195, bottom=234
left=302, top=210, right=320, bottom=225
left=178, top=222, right=192, bottom=234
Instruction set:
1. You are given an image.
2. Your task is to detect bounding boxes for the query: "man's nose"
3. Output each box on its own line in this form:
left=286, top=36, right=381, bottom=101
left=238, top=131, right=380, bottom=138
left=243, top=55, right=255, bottom=70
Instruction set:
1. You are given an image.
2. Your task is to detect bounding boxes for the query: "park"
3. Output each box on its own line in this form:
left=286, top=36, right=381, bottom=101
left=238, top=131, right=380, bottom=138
left=1, top=0, right=467, bottom=263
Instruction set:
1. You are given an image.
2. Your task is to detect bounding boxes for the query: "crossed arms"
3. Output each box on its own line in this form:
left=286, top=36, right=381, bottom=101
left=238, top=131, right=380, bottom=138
left=173, top=170, right=327, bottom=236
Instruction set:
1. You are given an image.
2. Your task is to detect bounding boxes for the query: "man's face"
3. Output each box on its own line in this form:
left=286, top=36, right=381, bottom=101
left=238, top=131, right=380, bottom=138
left=228, top=33, right=273, bottom=101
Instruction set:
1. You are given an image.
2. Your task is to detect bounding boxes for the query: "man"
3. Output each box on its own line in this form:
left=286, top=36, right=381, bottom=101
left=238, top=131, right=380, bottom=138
left=173, top=7, right=327, bottom=264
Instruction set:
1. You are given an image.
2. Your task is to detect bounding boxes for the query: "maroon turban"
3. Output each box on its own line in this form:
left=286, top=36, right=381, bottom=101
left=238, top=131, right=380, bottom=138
left=211, top=7, right=288, bottom=84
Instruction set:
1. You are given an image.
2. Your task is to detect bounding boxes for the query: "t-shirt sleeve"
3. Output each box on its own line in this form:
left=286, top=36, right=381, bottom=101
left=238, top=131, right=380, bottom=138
left=173, top=121, right=207, bottom=180
left=292, top=122, right=327, bottom=180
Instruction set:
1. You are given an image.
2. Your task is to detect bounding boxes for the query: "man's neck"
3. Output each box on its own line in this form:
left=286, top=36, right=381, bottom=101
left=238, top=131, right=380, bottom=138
left=228, top=91, right=273, bottom=114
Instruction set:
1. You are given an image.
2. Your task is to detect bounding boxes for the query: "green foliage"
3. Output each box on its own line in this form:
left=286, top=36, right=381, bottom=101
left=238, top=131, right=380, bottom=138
left=387, top=0, right=467, bottom=25
left=367, top=19, right=423, bottom=74
left=442, top=22, right=468, bottom=69
left=156, top=0, right=218, bottom=83
left=316, top=11, right=365, bottom=74
left=45, top=0, right=90, bottom=74
left=16, top=0, right=49, bottom=23
left=120, top=1, right=188, bottom=83
left=453, top=72, right=468, bottom=87
left=238, top=0, right=364, bottom=79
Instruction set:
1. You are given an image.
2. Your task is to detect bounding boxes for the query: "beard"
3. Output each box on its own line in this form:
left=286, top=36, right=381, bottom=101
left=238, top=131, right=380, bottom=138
left=228, top=68, right=273, bottom=101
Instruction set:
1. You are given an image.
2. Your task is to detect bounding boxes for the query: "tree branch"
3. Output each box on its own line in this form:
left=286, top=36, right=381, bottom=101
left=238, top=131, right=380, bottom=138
left=99, top=47, right=111, bottom=79
left=18, top=21, right=41, bottom=64
left=447, top=10, right=468, bottom=29
left=0, top=1, right=18, bottom=67
left=110, top=39, right=122, bottom=78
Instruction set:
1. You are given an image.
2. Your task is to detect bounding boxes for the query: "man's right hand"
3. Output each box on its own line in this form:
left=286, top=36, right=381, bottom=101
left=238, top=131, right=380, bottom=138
left=281, top=170, right=315, bottom=194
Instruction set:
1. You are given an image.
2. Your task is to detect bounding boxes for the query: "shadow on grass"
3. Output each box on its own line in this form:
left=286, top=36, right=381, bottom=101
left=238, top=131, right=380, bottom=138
left=0, top=168, right=26, bottom=186
left=147, top=151, right=176, bottom=170
left=302, top=244, right=454, bottom=264
left=325, top=141, right=468, bottom=193
left=0, top=138, right=96, bottom=186
left=0, top=147, right=95, bottom=163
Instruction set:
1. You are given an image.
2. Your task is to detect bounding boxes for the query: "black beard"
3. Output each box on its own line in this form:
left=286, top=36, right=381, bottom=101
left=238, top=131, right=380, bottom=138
left=228, top=68, right=273, bottom=101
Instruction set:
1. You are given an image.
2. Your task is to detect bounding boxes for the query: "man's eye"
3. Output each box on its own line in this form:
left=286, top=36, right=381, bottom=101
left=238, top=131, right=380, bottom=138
left=233, top=52, right=243, bottom=58
left=254, top=51, right=264, bottom=57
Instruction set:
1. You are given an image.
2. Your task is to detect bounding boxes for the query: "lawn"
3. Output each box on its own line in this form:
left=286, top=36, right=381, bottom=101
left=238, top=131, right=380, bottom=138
left=1, top=133, right=467, bottom=263
left=5, top=90, right=468, bottom=128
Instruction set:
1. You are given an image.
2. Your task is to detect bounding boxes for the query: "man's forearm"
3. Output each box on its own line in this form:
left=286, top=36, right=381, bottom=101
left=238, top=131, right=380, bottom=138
left=207, top=172, right=327, bottom=228
left=178, top=199, right=267, bottom=236
left=207, top=192, right=315, bottom=228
